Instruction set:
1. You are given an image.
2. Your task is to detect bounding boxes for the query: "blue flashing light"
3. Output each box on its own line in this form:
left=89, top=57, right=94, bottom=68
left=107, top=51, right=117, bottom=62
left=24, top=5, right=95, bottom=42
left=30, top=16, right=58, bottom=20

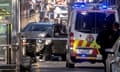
left=72, top=3, right=86, bottom=9
left=101, top=4, right=108, bottom=9
left=81, top=54, right=86, bottom=57
left=80, top=4, right=85, bottom=8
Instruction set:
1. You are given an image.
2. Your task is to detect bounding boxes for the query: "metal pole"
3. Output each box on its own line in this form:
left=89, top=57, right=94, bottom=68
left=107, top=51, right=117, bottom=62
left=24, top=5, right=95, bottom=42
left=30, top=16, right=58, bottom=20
left=12, top=0, right=21, bottom=72
left=67, top=0, right=72, bottom=26
left=11, top=0, right=17, bottom=65
left=16, top=0, right=21, bottom=72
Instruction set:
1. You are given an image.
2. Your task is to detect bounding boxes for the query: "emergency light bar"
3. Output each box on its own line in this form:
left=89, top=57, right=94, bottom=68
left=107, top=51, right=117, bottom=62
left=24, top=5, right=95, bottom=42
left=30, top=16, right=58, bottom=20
left=72, top=3, right=86, bottom=9
left=100, top=4, right=108, bottom=9
left=71, top=2, right=109, bottom=10
left=74, top=0, right=115, bottom=6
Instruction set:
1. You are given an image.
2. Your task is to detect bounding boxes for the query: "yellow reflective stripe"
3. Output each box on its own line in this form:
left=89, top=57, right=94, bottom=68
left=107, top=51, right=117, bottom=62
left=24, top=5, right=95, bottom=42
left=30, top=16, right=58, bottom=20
left=81, top=40, right=87, bottom=47
left=73, top=40, right=100, bottom=48
left=89, top=40, right=100, bottom=48
left=90, top=41, right=95, bottom=48
left=91, top=40, right=97, bottom=48
left=95, top=42, right=101, bottom=49
left=73, top=40, right=79, bottom=52
left=90, top=40, right=101, bottom=54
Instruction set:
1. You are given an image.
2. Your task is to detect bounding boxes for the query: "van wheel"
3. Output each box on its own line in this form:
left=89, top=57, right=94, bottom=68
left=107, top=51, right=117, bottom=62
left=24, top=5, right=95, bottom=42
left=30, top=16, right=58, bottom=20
left=66, top=62, right=75, bottom=68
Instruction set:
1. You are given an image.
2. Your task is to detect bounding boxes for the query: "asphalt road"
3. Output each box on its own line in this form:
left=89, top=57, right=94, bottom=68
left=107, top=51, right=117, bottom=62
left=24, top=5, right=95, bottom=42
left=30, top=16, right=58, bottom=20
left=33, top=61, right=105, bottom=72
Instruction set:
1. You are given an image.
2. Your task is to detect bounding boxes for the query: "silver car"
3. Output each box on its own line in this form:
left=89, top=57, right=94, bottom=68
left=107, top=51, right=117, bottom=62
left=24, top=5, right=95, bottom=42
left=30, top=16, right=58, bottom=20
left=21, top=22, right=54, bottom=60
left=21, top=22, right=68, bottom=61
left=105, top=37, right=120, bottom=72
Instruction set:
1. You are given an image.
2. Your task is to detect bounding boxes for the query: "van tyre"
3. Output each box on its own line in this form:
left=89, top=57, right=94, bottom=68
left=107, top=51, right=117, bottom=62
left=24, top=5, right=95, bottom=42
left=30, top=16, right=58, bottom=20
left=66, top=62, right=75, bottom=68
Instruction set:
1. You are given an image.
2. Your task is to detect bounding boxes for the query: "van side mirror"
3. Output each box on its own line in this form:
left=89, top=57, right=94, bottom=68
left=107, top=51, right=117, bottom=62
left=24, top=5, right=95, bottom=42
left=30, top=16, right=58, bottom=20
left=105, top=49, right=114, bottom=54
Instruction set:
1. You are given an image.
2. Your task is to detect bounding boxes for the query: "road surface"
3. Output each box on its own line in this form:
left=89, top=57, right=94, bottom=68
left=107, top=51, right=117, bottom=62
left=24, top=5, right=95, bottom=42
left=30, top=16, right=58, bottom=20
left=33, top=61, right=105, bottom=72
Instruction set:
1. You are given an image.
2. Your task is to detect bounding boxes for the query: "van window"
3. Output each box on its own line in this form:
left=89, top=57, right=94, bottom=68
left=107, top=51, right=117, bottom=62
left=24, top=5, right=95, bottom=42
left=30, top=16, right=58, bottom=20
left=75, top=12, right=115, bottom=33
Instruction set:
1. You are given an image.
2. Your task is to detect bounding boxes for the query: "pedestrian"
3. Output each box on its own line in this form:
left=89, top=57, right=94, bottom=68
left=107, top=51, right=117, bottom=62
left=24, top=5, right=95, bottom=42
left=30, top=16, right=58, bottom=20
left=29, top=2, right=35, bottom=17
left=96, top=24, right=112, bottom=72
left=96, top=24, right=112, bottom=61
left=96, top=22, right=120, bottom=72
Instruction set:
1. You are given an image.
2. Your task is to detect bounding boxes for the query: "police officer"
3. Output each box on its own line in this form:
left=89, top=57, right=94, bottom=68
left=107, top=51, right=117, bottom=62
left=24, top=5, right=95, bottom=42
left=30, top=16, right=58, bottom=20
left=96, top=22, right=120, bottom=72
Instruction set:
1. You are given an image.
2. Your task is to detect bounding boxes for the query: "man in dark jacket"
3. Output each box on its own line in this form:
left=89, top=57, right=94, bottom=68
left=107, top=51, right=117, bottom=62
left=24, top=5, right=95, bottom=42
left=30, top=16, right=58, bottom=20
left=96, top=24, right=112, bottom=72
left=96, top=24, right=113, bottom=64
left=96, top=22, right=120, bottom=72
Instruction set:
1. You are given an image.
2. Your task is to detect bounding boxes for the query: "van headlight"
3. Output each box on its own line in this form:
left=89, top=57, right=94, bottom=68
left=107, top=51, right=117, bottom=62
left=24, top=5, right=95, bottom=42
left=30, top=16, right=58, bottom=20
left=45, top=40, right=52, bottom=45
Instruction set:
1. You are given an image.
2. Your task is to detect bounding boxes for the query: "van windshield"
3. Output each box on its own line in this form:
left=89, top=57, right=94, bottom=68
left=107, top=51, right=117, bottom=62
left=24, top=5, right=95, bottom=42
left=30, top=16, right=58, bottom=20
left=75, top=12, right=115, bottom=33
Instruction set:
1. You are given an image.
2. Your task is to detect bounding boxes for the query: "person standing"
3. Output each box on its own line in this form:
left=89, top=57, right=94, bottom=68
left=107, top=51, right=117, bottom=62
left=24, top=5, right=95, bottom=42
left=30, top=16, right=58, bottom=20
left=96, top=22, right=120, bottom=72
left=96, top=24, right=112, bottom=72
left=96, top=24, right=113, bottom=63
left=29, top=1, right=35, bottom=17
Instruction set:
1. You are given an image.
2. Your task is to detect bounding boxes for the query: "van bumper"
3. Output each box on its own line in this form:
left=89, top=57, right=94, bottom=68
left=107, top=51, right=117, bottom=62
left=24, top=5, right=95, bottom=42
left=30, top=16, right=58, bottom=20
left=70, top=54, right=102, bottom=63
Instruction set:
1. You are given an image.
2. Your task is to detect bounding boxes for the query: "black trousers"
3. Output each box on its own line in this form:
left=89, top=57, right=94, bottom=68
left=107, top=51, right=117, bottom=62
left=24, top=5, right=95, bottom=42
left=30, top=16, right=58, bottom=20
left=99, top=48, right=107, bottom=72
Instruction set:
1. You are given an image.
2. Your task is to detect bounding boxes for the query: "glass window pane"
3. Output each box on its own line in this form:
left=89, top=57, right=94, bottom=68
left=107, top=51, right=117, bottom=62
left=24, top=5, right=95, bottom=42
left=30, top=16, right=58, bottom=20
left=75, top=11, right=115, bottom=33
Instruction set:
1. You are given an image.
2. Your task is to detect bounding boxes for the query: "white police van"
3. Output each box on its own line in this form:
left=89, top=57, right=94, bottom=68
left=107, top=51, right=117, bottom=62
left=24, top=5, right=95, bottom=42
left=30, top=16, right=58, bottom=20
left=66, top=2, right=119, bottom=68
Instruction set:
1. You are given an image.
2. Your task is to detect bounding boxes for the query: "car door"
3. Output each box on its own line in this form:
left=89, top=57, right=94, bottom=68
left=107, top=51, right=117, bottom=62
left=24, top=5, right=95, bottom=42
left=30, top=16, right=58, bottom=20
left=52, top=24, right=68, bottom=56
left=112, top=41, right=120, bottom=72
left=115, top=44, right=120, bottom=72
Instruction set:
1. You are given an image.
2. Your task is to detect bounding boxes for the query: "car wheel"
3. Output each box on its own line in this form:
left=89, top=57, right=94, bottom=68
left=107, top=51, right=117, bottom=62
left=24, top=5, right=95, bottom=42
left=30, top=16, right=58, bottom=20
left=66, top=61, right=75, bottom=68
